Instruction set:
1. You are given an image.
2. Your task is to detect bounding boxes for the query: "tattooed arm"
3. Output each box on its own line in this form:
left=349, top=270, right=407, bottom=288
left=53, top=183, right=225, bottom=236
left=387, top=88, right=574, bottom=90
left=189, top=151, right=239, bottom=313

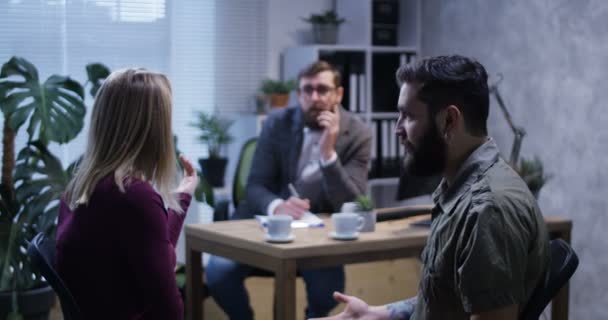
left=386, top=297, right=417, bottom=320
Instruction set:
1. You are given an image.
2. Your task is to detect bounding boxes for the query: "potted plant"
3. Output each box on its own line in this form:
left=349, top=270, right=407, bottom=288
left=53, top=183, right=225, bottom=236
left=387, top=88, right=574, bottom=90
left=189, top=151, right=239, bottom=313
left=515, top=156, right=552, bottom=198
left=0, top=56, right=109, bottom=319
left=302, top=10, right=346, bottom=44
left=190, top=111, right=234, bottom=188
left=354, top=195, right=376, bottom=232
left=259, top=79, right=296, bottom=108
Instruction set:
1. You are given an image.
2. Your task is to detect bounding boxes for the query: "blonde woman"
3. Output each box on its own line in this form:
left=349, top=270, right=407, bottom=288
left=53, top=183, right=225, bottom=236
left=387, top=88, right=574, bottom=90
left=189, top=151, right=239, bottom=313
left=56, top=68, right=198, bottom=320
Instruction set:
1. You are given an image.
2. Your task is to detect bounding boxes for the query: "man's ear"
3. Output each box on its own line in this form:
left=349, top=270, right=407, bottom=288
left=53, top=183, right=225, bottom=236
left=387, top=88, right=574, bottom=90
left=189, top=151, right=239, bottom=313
left=437, top=105, right=461, bottom=138
left=443, top=105, right=462, bottom=135
left=334, top=86, right=344, bottom=112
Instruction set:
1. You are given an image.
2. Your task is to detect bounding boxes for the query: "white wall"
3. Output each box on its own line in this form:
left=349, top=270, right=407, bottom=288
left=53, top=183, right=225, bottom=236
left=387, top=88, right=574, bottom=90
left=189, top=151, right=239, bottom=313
left=265, top=0, right=333, bottom=79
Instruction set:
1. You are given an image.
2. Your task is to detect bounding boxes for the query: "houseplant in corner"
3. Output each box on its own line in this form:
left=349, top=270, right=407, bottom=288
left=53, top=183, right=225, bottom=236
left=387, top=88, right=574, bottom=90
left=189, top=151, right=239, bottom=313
left=0, top=56, right=109, bottom=319
left=302, top=10, right=346, bottom=44
left=259, top=78, right=296, bottom=108
left=516, top=156, right=552, bottom=198
left=190, top=111, right=234, bottom=188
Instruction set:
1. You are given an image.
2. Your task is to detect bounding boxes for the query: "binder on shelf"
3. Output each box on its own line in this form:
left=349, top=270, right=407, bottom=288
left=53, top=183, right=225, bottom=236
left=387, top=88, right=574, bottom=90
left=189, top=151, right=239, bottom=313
left=388, top=120, right=396, bottom=159
left=349, top=73, right=358, bottom=112
left=382, top=120, right=391, bottom=161
left=372, top=24, right=398, bottom=46
left=372, top=0, right=399, bottom=25
left=369, top=122, right=376, bottom=171
left=400, top=54, right=408, bottom=66
left=358, top=74, right=366, bottom=113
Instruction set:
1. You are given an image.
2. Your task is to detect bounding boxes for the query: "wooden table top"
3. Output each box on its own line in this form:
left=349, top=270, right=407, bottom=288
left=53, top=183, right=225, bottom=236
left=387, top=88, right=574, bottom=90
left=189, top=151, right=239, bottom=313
left=185, top=215, right=571, bottom=260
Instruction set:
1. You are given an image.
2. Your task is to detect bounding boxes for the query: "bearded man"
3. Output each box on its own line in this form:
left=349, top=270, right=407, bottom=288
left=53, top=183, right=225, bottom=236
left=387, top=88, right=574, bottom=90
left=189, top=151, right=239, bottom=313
left=312, top=55, right=550, bottom=320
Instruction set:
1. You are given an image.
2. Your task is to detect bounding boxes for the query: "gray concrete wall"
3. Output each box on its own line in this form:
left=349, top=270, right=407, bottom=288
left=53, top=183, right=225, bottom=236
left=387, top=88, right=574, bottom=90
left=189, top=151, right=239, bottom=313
left=420, top=1, right=608, bottom=318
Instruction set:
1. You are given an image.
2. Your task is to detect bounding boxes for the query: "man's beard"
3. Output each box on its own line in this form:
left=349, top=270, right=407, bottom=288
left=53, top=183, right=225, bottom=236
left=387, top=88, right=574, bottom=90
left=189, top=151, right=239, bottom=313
left=402, top=122, right=447, bottom=177
left=303, top=107, right=323, bottom=130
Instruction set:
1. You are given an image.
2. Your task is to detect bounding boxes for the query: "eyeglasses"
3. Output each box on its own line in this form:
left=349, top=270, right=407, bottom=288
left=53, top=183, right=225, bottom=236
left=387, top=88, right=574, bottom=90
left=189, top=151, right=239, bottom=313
left=298, top=85, right=336, bottom=97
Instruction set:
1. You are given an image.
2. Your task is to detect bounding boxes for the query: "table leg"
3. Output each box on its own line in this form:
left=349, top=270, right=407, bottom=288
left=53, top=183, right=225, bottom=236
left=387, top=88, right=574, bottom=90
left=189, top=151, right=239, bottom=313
left=274, top=259, right=297, bottom=320
left=551, top=229, right=572, bottom=320
left=551, top=284, right=569, bottom=320
left=186, top=243, right=202, bottom=320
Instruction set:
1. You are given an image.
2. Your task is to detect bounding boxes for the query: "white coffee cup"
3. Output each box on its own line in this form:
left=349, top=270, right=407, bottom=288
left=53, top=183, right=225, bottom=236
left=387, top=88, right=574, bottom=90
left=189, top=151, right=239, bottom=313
left=332, top=213, right=363, bottom=237
left=267, top=215, right=293, bottom=239
left=340, top=202, right=359, bottom=213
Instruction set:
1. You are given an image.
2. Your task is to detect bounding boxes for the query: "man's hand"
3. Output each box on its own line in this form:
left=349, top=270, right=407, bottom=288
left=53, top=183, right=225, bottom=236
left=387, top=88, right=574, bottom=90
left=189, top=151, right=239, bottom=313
left=175, top=154, right=199, bottom=195
left=273, top=196, right=310, bottom=219
left=318, top=105, right=340, bottom=161
left=309, top=292, right=389, bottom=320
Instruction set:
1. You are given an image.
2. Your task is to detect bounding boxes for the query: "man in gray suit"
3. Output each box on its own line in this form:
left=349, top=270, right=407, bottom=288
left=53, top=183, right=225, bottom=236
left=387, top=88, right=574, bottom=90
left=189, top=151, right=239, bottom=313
left=206, top=61, right=372, bottom=319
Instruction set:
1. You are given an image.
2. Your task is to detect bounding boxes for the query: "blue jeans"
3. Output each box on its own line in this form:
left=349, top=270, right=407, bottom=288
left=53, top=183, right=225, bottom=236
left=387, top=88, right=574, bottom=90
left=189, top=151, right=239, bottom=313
left=206, top=255, right=344, bottom=320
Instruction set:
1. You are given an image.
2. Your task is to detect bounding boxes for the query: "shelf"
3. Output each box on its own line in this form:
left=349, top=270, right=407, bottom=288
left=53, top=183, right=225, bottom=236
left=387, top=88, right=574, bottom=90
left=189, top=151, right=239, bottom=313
left=289, top=44, right=418, bottom=54
left=371, top=112, right=399, bottom=119
left=283, top=0, right=420, bottom=181
left=369, top=46, right=417, bottom=53
left=368, top=177, right=399, bottom=186
left=297, top=44, right=367, bottom=52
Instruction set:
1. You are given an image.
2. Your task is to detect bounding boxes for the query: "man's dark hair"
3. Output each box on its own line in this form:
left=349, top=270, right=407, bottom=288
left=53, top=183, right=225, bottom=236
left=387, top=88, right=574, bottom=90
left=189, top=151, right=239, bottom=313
left=396, top=55, right=489, bottom=136
left=298, top=60, right=342, bottom=88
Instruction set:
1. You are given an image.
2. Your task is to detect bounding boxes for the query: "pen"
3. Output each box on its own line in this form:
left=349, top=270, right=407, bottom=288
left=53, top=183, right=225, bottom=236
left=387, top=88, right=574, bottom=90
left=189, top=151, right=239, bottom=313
left=288, top=183, right=300, bottom=198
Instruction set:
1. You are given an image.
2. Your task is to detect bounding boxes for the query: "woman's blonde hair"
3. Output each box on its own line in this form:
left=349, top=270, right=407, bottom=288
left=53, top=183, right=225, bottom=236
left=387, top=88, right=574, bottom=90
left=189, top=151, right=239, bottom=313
left=65, top=68, right=180, bottom=212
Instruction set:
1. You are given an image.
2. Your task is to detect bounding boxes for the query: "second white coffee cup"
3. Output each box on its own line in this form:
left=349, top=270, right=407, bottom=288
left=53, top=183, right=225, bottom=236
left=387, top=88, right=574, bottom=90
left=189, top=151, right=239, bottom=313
left=332, top=213, right=363, bottom=237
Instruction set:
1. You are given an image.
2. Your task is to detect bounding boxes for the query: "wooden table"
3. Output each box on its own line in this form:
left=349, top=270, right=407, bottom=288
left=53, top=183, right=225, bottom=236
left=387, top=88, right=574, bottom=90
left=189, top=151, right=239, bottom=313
left=185, top=215, right=572, bottom=320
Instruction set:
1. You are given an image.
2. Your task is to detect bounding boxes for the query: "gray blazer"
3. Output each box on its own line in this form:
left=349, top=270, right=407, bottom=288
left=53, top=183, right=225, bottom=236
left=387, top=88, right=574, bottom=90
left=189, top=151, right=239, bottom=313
left=233, top=105, right=372, bottom=219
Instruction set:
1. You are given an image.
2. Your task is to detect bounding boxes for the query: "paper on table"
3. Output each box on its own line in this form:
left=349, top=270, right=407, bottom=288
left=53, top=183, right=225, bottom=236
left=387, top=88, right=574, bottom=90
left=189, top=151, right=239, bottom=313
left=255, top=211, right=324, bottom=228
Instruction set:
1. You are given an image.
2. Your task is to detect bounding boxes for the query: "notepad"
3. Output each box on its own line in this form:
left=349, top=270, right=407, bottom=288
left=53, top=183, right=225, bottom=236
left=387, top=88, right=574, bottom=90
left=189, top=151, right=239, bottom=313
left=255, top=212, right=325, bottom=228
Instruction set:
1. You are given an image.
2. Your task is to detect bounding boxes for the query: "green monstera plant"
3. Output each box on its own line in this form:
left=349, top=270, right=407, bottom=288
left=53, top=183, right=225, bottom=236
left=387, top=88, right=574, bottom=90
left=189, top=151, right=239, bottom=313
left=0, top=56, right=109, bottom=318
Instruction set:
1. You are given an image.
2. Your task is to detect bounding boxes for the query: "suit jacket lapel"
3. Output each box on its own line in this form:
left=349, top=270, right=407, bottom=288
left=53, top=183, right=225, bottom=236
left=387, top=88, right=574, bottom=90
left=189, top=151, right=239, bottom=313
left=334, top=106, right=351, bottom=158
left=288, top=107, right=304, bottom=182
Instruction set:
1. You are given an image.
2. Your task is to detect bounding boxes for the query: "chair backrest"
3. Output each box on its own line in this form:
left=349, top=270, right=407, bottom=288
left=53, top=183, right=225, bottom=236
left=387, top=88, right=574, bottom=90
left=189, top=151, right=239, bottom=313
left=27, top=233, right=81, bottom=320
left=232, top=137, right=258, bottom=208
left=520, top=239, right=579, bottom=320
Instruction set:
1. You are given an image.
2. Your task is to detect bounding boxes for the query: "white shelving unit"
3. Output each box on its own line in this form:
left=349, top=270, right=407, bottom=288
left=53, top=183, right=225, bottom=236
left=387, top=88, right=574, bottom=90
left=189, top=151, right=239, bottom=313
left=282, top=0, right=421, bottom=180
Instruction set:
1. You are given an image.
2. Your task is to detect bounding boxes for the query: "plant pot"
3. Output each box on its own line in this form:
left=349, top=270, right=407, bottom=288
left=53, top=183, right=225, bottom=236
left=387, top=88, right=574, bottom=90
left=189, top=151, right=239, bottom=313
left=0, top=285, right=56, bottom=320
left=199, top=157, right=228, bottom=188
left=312, top=24, right=339, bottom=44
left=356, top=210, right=377, bottom=232
left=269, top=94, right=290, bottom=108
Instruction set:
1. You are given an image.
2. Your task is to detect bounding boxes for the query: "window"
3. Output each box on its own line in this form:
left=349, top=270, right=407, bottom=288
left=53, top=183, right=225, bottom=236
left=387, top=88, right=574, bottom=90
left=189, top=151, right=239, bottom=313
left=0, top=0, right=215, bottom=164
left=1, top=0, right=268, bottom=169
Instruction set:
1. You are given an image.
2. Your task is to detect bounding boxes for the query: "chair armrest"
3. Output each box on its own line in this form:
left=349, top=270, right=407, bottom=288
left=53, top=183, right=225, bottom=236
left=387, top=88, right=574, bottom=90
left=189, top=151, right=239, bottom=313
left=376, top=204, right=434, bottom=222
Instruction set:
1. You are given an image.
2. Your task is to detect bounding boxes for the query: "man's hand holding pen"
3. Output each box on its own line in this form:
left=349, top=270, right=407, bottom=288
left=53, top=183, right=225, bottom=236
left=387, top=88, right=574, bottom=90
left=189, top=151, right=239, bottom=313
left=273, top=183, right=310, bottom=219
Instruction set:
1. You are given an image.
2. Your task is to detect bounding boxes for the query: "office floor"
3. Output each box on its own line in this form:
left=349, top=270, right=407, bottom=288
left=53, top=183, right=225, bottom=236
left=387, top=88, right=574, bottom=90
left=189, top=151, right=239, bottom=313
left=49, top=258, right=421, bottom=320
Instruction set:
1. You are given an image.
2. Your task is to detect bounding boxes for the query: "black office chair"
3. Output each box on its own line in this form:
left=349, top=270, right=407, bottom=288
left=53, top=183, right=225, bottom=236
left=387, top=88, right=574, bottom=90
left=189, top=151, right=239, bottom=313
left=27, top=232, right=81, bottom=320
left=520, top=239, right=578, bottom=320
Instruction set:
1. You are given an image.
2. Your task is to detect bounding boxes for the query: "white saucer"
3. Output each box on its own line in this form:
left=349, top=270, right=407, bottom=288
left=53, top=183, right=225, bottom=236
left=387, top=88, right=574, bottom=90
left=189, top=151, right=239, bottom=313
left=266, top=234, right=295, bottom=243
left=329, top=231, right=359, bottom=240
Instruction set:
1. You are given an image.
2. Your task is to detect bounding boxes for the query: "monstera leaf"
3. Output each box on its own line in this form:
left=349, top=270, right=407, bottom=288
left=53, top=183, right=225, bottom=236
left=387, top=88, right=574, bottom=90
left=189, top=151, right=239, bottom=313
left=85, top=62, right=111, bottom=97
left=0, top=56, right=86, bottom=145
left=14, top=141, right=75, bottom=235
left=0, top=142, right=76, bottom=291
